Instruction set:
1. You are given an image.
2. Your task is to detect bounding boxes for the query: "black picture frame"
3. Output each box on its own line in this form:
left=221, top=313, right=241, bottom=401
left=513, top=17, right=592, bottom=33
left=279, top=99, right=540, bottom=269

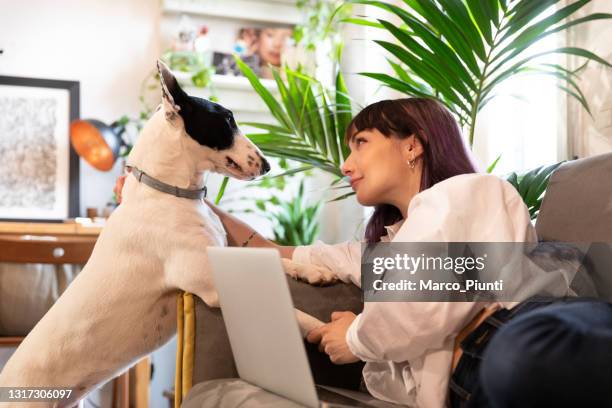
left=0, top=76, right=80, bottom=222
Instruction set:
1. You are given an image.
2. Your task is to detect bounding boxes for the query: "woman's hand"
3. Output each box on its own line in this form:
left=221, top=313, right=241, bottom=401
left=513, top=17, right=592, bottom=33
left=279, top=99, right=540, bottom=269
left=306, top=311, right=360, bottom=364
left=113, top=175, right=127, bottom=204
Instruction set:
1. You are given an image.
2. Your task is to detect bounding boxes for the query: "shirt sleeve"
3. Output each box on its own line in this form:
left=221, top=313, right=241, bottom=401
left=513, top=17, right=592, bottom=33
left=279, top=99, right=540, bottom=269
left=292, top=240, right=362, bottom=287
left=345, top=173, right=538, bottom=363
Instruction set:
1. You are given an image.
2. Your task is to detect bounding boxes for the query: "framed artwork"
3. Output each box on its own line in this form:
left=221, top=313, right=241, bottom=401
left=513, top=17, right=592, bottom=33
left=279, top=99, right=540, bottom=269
left=0, top=76, right=80, bottom=222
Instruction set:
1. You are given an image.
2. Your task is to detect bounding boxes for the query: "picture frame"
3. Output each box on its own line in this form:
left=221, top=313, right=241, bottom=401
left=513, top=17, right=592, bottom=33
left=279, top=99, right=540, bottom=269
left=0, top=76, right=80, bottom=222
left=213, top=26, right=294, bottom=79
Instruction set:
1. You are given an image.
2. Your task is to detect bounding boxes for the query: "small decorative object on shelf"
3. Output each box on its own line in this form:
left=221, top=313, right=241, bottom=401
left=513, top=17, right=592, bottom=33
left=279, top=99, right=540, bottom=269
left=194, top=25, right=212, bottom=66
left=173, top=14, right=197, bottom=51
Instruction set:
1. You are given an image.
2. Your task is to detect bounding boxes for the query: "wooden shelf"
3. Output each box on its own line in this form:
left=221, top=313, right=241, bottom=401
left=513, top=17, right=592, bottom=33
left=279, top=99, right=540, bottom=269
left=163, top=0, right=301, bottom=26
left=173, top=71, right=277, bottom=92
left=173, top=71, right=279, bottom=117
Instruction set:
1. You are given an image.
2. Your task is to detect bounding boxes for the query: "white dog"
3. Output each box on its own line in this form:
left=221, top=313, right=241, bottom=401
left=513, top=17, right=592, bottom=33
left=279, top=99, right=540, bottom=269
left=0, top=61, right=333, bottom=407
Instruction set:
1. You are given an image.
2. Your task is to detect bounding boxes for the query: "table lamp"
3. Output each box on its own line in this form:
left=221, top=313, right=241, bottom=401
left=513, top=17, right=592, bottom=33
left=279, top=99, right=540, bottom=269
left=70, top=119, right=127, bottom=171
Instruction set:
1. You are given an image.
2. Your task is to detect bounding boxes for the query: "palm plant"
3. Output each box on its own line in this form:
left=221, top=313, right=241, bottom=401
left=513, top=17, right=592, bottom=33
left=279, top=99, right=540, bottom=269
left=268, top=179, right=323, bottom=246
left=506, top=161, right=563, bottom=219
left=235, top=57, right=354, bottom=179
left=347, top=0, right=612, bottom=147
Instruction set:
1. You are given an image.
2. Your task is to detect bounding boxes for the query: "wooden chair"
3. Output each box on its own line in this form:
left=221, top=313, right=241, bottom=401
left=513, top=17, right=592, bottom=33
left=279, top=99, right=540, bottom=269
left=0, top=232, right=129, bottom=408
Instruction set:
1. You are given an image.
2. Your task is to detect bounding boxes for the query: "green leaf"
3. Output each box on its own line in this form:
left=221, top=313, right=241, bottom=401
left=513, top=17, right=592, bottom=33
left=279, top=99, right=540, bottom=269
left=303, top=85, right=328, bottom=157
left=378, top=3, right=479, bottom=87
left=235, top=56, right=293, bottom=130
left=506, top=172, right=519, bottom=190
left=327, top=191, right=356, bottom=202
left=524, top=162, right=563, bottom=204
left=507, top=161, right=563, bottom=219
left=340, top=17, right=386, bottom=29
left=484, top=47, right=612, bottom=98
left=487, top=154, right=502, bottom=173
left=437, top=0, right=488, bottom=56
left=465, top=0, right=493, bottom=44
left=272, top=68, right=302, bottom=137
left=238, top=122, right=292, bottom=134
left=335, top=70, right=353, bottom=161
left=268, top=165, right=314, bottom=178
left=373, top=40, right=470, bottom=113
left=215, top=177, right=229, bottom=205
left=378, top=20, right=474, bottom=99
left=501, top=0, right=561, bottom=40
left=406, top=0, right=482, bottom=74
left=493, top=1, right=591, bottom=67
left=321, top=89, right=340, bottom=164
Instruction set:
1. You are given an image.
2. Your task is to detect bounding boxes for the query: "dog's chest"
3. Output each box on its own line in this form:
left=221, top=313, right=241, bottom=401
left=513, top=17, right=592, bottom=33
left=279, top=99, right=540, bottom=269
left=198, top=204, right=227, bottom=246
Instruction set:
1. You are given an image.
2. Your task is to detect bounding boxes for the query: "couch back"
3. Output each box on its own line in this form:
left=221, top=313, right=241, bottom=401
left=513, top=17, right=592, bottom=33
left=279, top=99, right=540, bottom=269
left=536, top=152, right=612, bottom=241
left=535, top=152, right=612, bottom=301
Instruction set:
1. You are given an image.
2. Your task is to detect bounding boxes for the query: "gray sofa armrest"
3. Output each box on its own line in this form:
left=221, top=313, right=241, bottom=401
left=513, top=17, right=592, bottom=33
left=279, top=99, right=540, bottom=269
left=191, top=277, right=365, bottom=389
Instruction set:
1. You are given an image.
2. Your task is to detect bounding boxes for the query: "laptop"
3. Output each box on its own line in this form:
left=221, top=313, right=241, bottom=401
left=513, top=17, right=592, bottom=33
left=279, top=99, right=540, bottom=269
left=207, top=247, right=400, bottom=408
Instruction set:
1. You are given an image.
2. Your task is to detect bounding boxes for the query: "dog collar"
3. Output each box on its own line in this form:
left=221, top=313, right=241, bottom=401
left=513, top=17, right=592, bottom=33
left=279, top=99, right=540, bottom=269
left=126, top=165, right=207, bottom=200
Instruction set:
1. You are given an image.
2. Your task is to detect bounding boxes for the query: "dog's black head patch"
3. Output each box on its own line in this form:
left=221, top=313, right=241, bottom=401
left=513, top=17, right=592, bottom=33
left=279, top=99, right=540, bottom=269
left=172, top=86, right=237, bottom=150
left=159, top=65, right=237, bottom=150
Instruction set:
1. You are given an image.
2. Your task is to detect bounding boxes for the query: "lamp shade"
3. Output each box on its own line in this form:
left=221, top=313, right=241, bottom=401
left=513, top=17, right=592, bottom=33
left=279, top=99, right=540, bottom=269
left=70, top=119, right=124, bottom=171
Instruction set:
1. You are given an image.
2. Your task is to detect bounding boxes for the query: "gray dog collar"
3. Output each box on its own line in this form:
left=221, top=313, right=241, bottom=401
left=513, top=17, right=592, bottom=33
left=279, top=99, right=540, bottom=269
left=127, top=166, right=207, bottom=200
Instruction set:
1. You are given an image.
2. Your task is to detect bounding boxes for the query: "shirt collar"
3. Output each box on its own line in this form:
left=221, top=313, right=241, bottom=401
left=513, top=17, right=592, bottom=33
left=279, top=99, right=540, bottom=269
left=382, top=219, right=405, bottom=242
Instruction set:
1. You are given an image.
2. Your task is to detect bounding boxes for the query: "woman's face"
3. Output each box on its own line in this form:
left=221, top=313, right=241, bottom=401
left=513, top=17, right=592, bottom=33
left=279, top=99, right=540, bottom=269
left=258, top=28, right=292, bottom=66
left=341, top=129, right=420, bottom=207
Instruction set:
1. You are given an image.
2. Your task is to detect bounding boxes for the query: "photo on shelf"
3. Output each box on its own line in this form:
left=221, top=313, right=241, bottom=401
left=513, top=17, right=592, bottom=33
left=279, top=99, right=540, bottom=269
left=213, top=27, right=293, bottom=79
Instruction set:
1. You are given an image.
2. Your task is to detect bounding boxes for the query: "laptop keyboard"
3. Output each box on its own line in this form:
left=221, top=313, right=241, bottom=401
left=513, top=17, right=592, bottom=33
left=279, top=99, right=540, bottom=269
left=315, top=385, right=376, bottom=407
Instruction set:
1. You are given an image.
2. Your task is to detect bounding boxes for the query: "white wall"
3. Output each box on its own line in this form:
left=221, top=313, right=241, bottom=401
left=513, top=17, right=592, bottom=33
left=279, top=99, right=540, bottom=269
left=0, top=0, right=162, bottom=216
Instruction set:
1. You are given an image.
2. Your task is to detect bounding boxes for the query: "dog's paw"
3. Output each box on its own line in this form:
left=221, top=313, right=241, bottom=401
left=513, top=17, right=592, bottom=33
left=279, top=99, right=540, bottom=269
left=281, top=259, right=338, bottom=286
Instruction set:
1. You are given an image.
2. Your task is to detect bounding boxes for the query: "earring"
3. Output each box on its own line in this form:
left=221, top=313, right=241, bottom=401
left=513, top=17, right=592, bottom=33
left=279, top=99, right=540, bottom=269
left=407, top=153, right=416, bottom=169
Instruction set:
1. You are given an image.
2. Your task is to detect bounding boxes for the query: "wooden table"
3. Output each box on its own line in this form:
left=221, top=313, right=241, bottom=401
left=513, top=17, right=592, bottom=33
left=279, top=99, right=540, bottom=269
left=0, top=221, right=102, bottom=261
left=0, top=221, right=150, bottom=408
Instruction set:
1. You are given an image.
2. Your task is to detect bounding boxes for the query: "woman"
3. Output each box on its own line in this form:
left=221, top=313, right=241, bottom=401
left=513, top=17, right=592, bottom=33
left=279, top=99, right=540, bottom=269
left=115, top=98, right=612, bottom=407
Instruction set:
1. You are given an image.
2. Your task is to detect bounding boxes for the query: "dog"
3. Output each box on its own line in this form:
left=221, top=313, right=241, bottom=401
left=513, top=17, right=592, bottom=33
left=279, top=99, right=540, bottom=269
left=0, top=61, right=334, bottom=407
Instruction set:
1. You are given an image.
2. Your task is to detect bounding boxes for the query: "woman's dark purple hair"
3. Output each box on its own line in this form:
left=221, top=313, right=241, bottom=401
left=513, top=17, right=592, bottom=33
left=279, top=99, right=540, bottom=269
left=345, top=98, right=478, bottom=243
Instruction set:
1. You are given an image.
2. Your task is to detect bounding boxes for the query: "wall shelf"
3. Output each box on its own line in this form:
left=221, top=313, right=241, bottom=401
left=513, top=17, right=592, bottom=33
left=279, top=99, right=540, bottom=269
left=163, top=0, right=301, bottom=26
left=174, top=71, right=276, bottom=92
left=173, top=71, right=279, bottom=124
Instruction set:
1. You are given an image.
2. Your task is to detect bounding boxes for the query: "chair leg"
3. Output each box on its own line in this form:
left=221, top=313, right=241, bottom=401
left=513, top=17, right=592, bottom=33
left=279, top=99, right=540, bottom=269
left=120, top=371, right=130, bottom=408
left=112, top=371, right=130, bottom=408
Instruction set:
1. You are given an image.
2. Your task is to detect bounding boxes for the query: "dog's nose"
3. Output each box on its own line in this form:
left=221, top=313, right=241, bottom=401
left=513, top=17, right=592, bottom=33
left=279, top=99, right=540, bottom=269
left=260, top=158, right=270, bottom=174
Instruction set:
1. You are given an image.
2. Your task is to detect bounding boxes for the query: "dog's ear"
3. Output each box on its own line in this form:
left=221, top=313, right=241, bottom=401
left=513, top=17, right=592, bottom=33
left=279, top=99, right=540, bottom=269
left=157, top=59, right=182, bottom=122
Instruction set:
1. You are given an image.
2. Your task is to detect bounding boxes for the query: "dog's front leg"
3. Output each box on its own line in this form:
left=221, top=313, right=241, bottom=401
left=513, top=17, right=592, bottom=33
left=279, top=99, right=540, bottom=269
left=281, top=258, right=338, bottom=286
left=294, top=308, right=325, bottom=337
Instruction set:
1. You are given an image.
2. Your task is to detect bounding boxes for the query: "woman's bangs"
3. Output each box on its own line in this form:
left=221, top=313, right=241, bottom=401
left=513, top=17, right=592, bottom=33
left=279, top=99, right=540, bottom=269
left=344, top=101, right=398, bottom=143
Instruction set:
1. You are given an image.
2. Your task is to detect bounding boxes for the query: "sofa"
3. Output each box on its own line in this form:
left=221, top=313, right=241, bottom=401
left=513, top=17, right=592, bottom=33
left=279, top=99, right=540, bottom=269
left=174, top=151, right=612, bottom=407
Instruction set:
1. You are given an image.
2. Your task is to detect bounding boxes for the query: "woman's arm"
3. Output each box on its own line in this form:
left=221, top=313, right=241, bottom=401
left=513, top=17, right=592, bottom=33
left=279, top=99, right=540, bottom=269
left=203, top=199, right=295, bottom=258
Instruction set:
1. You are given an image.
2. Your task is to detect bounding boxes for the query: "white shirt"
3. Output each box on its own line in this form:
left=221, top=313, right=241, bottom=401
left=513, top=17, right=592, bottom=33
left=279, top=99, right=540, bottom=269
left=293, top=173, right=540, bottom=407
